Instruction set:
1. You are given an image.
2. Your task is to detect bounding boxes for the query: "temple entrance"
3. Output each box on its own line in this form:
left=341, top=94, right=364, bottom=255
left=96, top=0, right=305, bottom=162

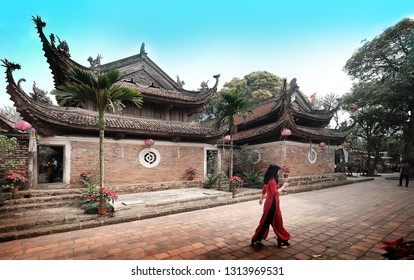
left=38, top=145, right=64, bottom=183
left=206, top=150, right=219, bottom=175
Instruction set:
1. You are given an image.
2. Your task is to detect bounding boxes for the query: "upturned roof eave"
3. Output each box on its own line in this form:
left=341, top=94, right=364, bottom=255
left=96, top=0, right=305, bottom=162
left=32, top=16, right=90, bottom=88
left=233, top=109, right=349, bottom=145
left=1, top=59, right=225, bottom=141
left=118, top=80, right=217, bottom=107
left=32, top=15, right=219, bottom=106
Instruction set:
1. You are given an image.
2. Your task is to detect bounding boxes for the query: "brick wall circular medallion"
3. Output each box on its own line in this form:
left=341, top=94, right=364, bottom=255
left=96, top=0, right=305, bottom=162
left=307, top=148, right=317, bottom=164
left=139, top=148, right=161, bottom=168
left=251, top=149, right=261, bottom=164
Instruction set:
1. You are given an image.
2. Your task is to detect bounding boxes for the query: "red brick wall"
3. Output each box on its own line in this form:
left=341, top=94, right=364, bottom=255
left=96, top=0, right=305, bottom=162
left=70, top=139, right=206, bottom=186
left=225, top=141, right=335, bottom=176
left=67, top=138, right=336, bottom=188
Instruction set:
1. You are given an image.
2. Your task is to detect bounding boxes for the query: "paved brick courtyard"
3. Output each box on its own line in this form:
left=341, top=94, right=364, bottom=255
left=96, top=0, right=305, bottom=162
left=0, top=175, right=413, bottom=260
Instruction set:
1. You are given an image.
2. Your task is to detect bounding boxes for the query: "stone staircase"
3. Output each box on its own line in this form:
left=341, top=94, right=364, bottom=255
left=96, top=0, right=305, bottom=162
left=0, top=186, right=86, bottom=241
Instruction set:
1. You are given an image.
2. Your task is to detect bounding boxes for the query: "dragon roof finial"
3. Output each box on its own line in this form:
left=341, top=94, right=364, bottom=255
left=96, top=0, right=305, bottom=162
left=32, top=15, right=46, bottom=33
left=1, top=59, right=21, bottom=72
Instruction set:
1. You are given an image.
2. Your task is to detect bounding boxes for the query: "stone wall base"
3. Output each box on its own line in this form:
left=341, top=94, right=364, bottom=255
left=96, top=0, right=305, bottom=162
left=109, top=180, right=204, bottom=194
left=280, top=172, right=348, bottom=193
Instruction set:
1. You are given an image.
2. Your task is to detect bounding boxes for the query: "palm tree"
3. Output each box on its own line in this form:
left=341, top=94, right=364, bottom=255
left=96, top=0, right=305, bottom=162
left=213, top=90, right=253, bottom=191
left=52, top=68, right=143, bottom=187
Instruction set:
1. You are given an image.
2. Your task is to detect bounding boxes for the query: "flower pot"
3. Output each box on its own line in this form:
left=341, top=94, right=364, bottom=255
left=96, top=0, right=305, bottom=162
left=231, top=189, right=237, bottom=198
left=188, top=175, right=194, bottom=181
left=10, top=186, right=19, bottom=199
left=283, top=173, right=289, bottom=178
left=97, top=206, right=108, bottom=215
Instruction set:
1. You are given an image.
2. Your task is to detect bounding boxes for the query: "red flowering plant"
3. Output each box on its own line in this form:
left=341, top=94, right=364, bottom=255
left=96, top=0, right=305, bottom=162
left=6, top=169, right=27, bottom=187
left=79, top=170, right=96, bottom=183
left=230, top=175, right=244, bottom=190
left=185, top=167, right=198, bottom=176
left=89, top=186, right=119, bottom=207
left=381, top=237, right=414, bottom=260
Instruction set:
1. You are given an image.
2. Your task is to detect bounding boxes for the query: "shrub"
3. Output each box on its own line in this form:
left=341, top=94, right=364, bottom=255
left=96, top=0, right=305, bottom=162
left=204, top=172, right=227, bottom=188
left=242, top=170, right=262, bottom=184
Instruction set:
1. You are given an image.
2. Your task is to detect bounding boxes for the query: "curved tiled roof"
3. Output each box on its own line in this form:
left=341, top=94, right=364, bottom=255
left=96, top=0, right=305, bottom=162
left=118, top=80, right=215, bottom=105
left=31, top=15, right=218, bottom=107
left=0, top=114, right=14, bottom=132
left=1, top=59, right=225, bottom=142
left=233, top=104, right=351, bottom=145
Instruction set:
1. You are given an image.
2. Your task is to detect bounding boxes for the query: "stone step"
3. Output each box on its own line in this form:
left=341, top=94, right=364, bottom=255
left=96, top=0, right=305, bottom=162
left=0, top=198, right=83, bottom=213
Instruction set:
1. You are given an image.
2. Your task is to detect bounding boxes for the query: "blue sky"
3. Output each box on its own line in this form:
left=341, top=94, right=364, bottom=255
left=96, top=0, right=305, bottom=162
left=1, top=0, right=413, bottom=107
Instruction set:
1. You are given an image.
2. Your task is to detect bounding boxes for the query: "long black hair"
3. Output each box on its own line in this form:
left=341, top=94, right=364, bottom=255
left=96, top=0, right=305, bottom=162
left=263, top=164, right=280, bottom=184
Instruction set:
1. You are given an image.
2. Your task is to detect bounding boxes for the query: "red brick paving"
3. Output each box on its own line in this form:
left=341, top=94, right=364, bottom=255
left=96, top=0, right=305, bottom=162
left=0, top=176, right=413, bottom=260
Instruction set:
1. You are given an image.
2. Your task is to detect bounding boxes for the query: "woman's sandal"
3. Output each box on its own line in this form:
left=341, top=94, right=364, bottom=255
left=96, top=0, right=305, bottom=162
left=277, top=238, right=290, bottom=248
left=251, top=240, right=263, bottom=247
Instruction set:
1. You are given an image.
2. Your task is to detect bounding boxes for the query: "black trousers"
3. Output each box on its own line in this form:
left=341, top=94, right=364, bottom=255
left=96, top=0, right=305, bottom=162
left=399, top=174, right=409, bottom=187
left=253, top=198, right=276, bottom=242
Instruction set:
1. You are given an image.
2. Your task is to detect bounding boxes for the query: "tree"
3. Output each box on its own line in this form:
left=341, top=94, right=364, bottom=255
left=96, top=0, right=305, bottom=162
left=213, top=90, right=253, bottom=190
left=52, top=68, right=143, bottom=187
left=222, top=71, right=284, bottom=103
left=0, top=105, right=22, bottom=122
left=0, top=135, right=18, bottom=171
left=244, top=71, right=284, bottom=100
left=195, top=71, right=284, bottom=122
left=344, top=18, right=414, bottom=160
left=312, top=93, right=342, bottom=129
left=342, top=81, right=403, bottom=175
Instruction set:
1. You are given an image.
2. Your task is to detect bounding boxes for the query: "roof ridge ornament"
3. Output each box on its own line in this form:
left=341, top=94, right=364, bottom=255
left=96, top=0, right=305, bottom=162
left=140, top=42, right=147, bottom=58
left=88, top=54, right=102, bottom=68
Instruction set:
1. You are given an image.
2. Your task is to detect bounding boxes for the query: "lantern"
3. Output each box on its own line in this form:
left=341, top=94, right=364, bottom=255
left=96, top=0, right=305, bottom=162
left=281, top=128, right=291, bottom=157
left=281, top=128, right=292, bottom=136
left=15, top=121, right=32, bottom=130
left=144, top=139, right=155, bottom=146
left=318, top=142, right=326, bottom=148
left=310, top=93, right=316, bottom=109
left=224, top=135, right=231, bottom=141
left=310, top=93, right=316, bottom=101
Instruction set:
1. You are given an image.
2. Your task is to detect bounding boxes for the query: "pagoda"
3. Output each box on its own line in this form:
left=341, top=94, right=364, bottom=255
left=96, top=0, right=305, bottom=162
left=2, top=16, right=352, bottom=190
left=225, top=78, right=353, bottom=178
left=2, top=16, right=224, bottom=188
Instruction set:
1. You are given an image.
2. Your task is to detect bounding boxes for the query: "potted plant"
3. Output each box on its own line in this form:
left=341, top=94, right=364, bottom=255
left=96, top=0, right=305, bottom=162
left=185, top=167, right=198, bottom=180
left=230, top=175, right=244, bottom=197
left=89, top=186, right=118, bottom=215
left=5, top=169, right=27, bottom=198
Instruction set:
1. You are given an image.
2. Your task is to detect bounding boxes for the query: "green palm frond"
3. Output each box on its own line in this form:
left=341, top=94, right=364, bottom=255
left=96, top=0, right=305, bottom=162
left=52, top=68, right=143, bottom=113
left=213, top=90, right=253, bottom=131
